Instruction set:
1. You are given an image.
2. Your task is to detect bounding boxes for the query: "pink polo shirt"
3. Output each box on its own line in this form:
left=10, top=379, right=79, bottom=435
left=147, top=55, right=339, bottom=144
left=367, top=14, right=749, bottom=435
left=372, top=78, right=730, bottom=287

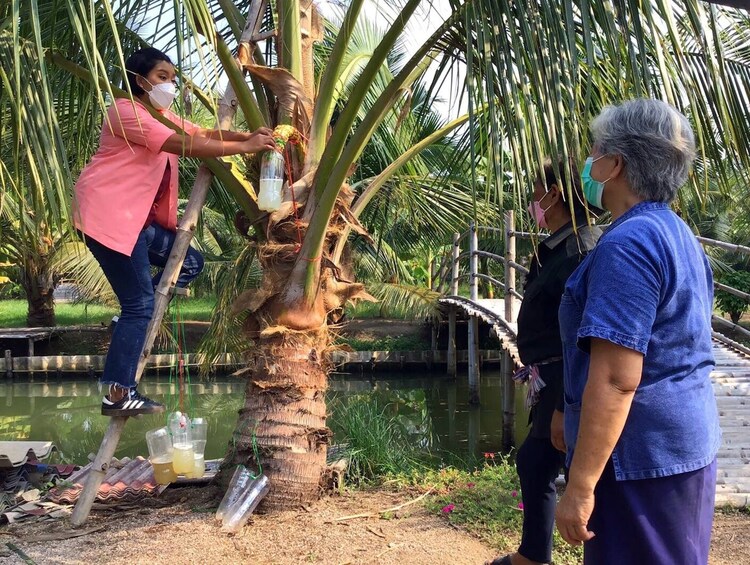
left=73, top=98, right=200, bottom=256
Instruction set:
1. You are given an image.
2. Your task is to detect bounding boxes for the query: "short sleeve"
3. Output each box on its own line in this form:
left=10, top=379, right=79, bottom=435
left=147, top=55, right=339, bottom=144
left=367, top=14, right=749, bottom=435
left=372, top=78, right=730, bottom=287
left=105, top=100, right=176, bottom=154
left=577, top=241, right=661, bottom=354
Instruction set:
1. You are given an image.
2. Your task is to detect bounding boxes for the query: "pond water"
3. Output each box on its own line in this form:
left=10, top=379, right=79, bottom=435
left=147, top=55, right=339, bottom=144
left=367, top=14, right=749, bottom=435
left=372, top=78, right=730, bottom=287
left=0, top=370, right=530, bottom=464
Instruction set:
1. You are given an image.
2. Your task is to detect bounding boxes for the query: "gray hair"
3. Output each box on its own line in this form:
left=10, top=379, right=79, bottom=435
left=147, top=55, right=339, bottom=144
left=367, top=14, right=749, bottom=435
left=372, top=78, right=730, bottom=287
left=591, top=99, right=696, bottom=203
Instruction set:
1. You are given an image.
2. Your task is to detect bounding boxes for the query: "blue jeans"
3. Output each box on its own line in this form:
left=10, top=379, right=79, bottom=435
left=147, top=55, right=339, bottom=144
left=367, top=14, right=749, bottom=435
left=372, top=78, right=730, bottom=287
left=85, top=223, right=204, bottom=389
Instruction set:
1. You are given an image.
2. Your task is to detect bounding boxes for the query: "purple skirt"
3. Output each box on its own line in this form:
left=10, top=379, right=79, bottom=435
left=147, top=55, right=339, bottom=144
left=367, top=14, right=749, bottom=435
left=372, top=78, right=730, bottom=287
left=584, top=458, right=717, bottom=565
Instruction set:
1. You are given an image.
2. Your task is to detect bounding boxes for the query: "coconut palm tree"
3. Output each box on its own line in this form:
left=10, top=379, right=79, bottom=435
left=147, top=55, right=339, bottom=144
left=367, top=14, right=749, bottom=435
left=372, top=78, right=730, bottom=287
left=5, top=0, right=750, bottom=509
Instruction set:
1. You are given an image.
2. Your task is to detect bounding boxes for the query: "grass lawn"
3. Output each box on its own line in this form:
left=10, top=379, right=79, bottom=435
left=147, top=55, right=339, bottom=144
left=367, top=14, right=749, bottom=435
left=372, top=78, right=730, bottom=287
left=0, top=297, right=217, bottom=328
left=345, top=301, right=412, bottom=320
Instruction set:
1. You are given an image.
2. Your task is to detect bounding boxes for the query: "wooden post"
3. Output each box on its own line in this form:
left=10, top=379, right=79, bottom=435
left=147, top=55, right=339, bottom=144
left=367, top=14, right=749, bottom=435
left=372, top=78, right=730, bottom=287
left=70, top=19, right=254, bottom=526
left=447, top=309, right=457, bottom=377
left=468, top=223, right=480, bottom=405
left=427, top=249, right=433, bottom=291
left=447, top=382, right=457, bottom=444
left=430, top=321, right=438, bottom=367
left=447, top=233, right=460, bottom=377
left=504, top=211, right=516, bottom=322
left=4, top=350, right=11, bottom=379
left=467, top=404, right=480, bottom=456
left=502, top=211, right=516, bottom=449
left=450, top=233, right=460, bottom=298
left=435, top=252, right=449, bottom=295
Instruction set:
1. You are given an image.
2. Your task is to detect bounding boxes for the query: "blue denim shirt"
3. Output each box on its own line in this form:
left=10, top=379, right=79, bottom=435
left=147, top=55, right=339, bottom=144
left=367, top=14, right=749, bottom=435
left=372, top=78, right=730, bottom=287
left=559, top=201, right=721, bottom=481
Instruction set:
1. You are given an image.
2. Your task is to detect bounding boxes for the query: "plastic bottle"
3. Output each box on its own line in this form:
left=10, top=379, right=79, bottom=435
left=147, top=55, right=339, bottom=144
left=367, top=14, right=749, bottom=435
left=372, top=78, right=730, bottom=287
left=215, top=466, right=255, bottom=522
left=168, top=412, right=194, bottom=475
left=150, top=456, right=178, bottom=485
left=257, top=150, right=284, bottom=212
left=221, top=474, right=270, bottom=533
left=186, top=418, right=207, bottom=479
left=145, top=427, right=176, bottom=485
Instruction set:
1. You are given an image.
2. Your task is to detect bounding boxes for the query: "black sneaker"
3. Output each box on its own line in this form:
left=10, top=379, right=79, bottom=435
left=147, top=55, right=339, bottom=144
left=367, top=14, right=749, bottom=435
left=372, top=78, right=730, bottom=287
left=101, top=389, right=165, bottom=416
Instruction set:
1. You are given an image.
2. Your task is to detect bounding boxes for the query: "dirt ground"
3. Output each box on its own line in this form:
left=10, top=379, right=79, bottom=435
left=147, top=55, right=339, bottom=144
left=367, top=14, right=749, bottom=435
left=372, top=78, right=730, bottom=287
left=0, top=487, right=748, bottom=565
left=0, top=487, right=493, bottom=565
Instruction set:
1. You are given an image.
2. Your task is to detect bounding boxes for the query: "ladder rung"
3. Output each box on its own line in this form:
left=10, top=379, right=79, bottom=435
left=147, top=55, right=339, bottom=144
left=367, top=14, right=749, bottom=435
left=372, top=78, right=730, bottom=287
left=171, top=287, right=190, bottom=297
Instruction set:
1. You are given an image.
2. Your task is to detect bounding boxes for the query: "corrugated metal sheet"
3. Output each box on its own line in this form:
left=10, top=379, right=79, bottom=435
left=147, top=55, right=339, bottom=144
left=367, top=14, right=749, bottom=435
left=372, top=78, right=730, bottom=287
left=48, top=456, right=167, bottom=504
left=0, top=441, right=57, bottom=469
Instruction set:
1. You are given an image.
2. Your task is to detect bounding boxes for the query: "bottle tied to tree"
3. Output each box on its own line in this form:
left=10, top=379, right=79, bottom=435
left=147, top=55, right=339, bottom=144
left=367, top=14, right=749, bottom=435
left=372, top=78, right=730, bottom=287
left=258, top=147, right=285, bottom=212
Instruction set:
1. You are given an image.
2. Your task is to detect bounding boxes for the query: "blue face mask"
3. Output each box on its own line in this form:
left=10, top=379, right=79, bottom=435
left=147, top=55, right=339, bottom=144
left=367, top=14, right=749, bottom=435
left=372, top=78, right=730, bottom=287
left=581, top=156, right=608, bottom=209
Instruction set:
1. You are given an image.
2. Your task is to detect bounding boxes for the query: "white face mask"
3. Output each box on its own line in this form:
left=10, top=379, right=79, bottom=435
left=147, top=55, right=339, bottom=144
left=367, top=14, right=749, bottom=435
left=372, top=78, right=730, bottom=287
left=146, top=82, right=177, bottom=110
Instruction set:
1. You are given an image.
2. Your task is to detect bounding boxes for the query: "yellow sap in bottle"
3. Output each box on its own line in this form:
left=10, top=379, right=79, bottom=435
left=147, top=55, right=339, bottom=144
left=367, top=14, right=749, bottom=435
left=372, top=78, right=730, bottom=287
left=185, top=454, right=206, bottom=479
left=150, top=456, right=177, bottom=485
left=193, top=454, right=205, bottom=478
left=171, top=444, right=195, bottom=475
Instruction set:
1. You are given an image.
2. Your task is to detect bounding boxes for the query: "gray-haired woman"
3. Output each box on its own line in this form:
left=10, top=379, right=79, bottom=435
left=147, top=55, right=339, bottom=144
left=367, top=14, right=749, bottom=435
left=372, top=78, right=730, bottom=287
left=555, top=99, right=721, bottom=564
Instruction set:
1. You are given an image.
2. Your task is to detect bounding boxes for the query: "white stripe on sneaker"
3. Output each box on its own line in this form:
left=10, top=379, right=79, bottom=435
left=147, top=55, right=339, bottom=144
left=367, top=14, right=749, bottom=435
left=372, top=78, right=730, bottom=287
left=134, top=401, right=144, bottom=409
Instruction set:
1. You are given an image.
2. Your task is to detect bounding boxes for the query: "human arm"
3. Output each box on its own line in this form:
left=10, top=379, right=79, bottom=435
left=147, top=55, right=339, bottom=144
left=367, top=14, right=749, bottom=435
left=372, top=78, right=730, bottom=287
left=108, top=101, right=276, bottom=157
left=555, top=339, right=643, bottom=544
left=193, top=129, right=254, bottom=142
left=550, top=408, right=565, bottom=453
left=160, top=127, right=276, bottom=158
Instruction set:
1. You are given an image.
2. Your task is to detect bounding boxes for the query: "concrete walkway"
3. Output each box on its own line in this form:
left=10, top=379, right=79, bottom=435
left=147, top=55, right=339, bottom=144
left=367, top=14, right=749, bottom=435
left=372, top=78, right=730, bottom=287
left=712, top=340, right=750, bottom=507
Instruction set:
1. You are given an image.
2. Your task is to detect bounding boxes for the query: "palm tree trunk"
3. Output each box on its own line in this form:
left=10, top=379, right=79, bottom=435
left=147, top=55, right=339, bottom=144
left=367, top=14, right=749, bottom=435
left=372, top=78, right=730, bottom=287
left=21, top=258, right=56, bottom=327
left=228, top=322, right=330, bottom=510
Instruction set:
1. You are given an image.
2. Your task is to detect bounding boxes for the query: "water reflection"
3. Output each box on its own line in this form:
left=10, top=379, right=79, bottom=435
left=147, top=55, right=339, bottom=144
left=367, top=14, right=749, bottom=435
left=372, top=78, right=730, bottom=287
left=0, top=371, right=529, bottom=463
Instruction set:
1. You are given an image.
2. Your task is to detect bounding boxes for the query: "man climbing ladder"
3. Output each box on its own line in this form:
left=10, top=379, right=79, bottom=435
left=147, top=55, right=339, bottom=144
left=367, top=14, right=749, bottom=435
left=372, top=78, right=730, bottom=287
left=73, top=47, right=275, bottom=417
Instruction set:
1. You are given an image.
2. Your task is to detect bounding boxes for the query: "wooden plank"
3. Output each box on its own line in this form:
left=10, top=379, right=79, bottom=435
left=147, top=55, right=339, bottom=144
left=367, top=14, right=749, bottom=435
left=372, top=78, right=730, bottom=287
left=0, top=352, right=241, bottom=373
left=0, top=331, right=53, bottom=340
left=0, top=326, right=106, bottom=333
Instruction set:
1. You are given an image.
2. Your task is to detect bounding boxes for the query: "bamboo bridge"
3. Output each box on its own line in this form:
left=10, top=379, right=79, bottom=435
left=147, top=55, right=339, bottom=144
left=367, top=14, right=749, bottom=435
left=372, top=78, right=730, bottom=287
left=436, top=212, right=750, bottom=507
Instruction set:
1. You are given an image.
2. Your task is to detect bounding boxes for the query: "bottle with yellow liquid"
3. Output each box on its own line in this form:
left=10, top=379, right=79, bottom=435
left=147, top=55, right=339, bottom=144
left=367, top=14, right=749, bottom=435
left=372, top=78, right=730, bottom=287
left=168, top=411, right=193, bottom=475
left=151, top=455, right=178, bottom=485
left=146, top=427, right=176, bottom=484
left=172, top=443, right=195, bottom=475
left=187, top=418, right=208, bottom=479
left=185, top=453, right=205, bottom=479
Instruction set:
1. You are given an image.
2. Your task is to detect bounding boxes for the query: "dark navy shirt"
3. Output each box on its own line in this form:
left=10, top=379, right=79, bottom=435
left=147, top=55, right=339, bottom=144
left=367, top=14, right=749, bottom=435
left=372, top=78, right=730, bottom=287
left=517, top=220, right=601, bottom=366
left=559, top=201, right=721, bottom=480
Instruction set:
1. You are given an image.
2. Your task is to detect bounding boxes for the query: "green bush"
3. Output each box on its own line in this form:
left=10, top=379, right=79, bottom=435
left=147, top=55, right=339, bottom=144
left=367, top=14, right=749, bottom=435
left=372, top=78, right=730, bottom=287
left=0, top=281, right=24, bottom=300
left=716, top=270, right=750, bottom=323
left=340, top=333, right=429, bottom=351
left=328, top=395, right=433, bottom=485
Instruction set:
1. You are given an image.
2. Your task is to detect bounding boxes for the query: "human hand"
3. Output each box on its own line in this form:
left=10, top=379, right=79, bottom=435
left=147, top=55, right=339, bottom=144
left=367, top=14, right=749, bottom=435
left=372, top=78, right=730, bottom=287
left=555, top=487, right=595, bottom=546
left=243, top=127, right=276, bottom=153
left=550, top=409, right=566, bottom=453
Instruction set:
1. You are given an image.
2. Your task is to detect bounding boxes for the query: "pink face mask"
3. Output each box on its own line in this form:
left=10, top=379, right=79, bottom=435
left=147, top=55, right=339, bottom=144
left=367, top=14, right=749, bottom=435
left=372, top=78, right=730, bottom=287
left=527, top=194, right=552, bottom=229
